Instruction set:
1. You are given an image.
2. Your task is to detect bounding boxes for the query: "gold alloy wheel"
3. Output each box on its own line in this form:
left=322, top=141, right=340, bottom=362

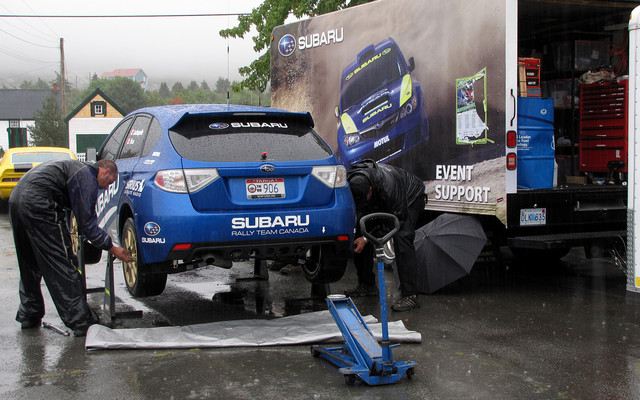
left=122, top=224, right=138, bottom=288
left=70, top=213, right=79, bottom=255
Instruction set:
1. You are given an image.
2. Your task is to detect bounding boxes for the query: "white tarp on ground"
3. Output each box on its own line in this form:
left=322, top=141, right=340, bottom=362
left=85, top=310, right=421, bottom=350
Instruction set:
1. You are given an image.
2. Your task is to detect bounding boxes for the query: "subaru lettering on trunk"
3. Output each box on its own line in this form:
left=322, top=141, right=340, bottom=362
left=232, top=215, right=310, bottom=229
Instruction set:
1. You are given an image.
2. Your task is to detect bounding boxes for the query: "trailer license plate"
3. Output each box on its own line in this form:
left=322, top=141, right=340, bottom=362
left=246, top=178, right=285, bottom=199
left=520, top=208, right=546, bottom=226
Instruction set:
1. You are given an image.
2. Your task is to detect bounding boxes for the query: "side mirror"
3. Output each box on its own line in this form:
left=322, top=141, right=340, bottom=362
left=86, top=147, right=97, bottom=162
left=408, top=57, right=415, bottom=72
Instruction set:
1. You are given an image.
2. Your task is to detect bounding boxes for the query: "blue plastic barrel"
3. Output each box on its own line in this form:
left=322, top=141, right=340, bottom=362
left=517, top=98, right=555, bottom=189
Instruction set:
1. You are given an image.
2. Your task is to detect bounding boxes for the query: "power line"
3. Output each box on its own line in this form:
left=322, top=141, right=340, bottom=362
left=0, top=13, right=250, bottom=18
left=0, top=15, right=58, bottom=43
left=17, top=0, right=59, bottom=37
left=2, top=63, right=59, bottom=82
left=0, top=26, right=58, bottom=48
left=0, top=46, right=55, bottom=63
left=0, top=3, right=58, bottom=39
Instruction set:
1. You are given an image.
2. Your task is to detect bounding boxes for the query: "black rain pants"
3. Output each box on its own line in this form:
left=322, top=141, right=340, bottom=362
left=354, top=195, right=425, bottom=297
left=9, top=184, right=98, bottom=331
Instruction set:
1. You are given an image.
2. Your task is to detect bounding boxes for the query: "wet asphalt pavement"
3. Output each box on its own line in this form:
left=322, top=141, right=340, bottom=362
left=0, top=211, right=638, bottom=399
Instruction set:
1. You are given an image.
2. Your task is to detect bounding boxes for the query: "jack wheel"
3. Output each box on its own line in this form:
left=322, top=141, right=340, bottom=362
left=406, top=367, right=415, bottom=380
left=344, top=374, right=356, bottom=386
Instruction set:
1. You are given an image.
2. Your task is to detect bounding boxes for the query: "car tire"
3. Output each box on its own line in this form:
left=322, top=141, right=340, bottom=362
left=121, top=218, right=168, bottom=297
left=69, top=212, right=102, bottom=265
left=302, top=244, right=348, bottom=284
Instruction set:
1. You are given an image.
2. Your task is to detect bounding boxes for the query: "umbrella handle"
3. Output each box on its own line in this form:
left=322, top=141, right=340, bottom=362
left=359, top=213, right=400, bottom=248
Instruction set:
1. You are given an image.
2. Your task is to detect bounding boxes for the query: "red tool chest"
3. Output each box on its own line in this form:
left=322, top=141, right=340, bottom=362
left=518, top=57, right=541, bottom=97
left=578, top=79, right=628, bottom=173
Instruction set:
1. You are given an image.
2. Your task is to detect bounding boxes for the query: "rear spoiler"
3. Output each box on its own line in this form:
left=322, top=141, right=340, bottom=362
left=13, top=163, right=33, bottom=173
left=171, top=110, right=315, bottom=130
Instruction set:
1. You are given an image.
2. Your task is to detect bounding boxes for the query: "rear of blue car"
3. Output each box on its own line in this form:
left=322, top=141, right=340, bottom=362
left=98, top=105, right=356, bottom=297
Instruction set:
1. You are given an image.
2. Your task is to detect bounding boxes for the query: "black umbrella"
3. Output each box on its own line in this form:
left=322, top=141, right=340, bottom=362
left=414, top=213, right=487, bottom=294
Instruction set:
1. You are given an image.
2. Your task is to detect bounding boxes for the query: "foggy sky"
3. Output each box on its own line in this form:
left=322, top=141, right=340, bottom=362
left=0, top=0, right=265, bottom=89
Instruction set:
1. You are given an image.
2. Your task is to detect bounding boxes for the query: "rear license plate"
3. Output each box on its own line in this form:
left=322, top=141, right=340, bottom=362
left=520, top=208, right=546, bottom=226
left=246, top=178, right=285, bottom=199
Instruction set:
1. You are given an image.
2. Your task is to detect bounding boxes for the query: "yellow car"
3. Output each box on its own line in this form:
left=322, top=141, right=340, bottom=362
left=0, top=147, right=77, bottom=200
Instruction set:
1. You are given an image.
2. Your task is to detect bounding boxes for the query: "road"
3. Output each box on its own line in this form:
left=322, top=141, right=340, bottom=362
left=0, top=212, right=638, bottom=399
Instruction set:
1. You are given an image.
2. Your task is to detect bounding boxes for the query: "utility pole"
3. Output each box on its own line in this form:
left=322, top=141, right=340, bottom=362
left=60, top=38, right=66, bottom=117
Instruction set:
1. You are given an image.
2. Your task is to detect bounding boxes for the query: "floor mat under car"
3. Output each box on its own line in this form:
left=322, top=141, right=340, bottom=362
left=85, top=310, right=421, bottom=350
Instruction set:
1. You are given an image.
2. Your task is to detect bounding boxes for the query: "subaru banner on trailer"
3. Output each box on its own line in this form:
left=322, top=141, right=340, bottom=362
left=270, top=0, right=509, bottom=222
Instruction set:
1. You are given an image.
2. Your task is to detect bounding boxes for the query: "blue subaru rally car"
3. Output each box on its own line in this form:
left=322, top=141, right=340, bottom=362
left=96, top=104, right=356, bottom=297
left=336, top=37, right=429, bottom=166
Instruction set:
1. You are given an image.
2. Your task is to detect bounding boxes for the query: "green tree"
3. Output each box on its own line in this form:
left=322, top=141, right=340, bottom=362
left=171, top=81, right=184, bottom=94
left=181, top=89, right=214, bottom=104
left=215, top=77, right=230, bottom=93
left=35, top=78, right=49, bottom=90
left=187, top=80, right=199, bottom=91
left=200, top=80, right=210, bottom=91
left=158, top=82, right=171, bottom=98
left=53, top=71, right=72, bottom=95
left=81, top=77, right=147, bottom=114
left=19, top=78, right=50, bottom=90
left=28, top=92, right=67, bottom=147
left=145, top=91, right=169, bottom=107
left=19, top=80, right=34, bottom=89
left=220, top=0, right=376, bottom=92
left=64, top=86, right=85, bottom=116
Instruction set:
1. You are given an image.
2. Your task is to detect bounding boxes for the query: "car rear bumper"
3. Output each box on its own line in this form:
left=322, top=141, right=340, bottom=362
left=135, top=190, right=356, bottom=264
left=0, top=184, right=16, bottom=200
left=167, top=235, right=353, bottom=262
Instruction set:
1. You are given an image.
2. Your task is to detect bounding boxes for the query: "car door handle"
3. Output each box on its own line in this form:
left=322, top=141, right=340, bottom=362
left=121, top=173, right=131, bottom=180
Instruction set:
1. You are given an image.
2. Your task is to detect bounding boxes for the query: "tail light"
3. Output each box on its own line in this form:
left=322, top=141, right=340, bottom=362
left=312, top=165, right=347, bottom=188
left=506, top=153, right=517, bottom=170
left=154, top=169, right=219, bottom=193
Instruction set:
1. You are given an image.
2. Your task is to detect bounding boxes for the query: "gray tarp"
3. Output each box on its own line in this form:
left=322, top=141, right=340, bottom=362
left=85, top=310, right=421, bottom=350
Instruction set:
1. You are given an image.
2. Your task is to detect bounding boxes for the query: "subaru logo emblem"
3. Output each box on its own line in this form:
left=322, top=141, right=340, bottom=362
left=278, top=34, right=296, bottom=57
left=144, top=222, right=161, bottom=236
left=209, top=122, right=229, bottom=130
left=260, top=164, right=275, bottom=173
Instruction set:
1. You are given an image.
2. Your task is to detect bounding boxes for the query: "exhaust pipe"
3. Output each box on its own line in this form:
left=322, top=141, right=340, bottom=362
left=202, top=253, right=232, bottom=269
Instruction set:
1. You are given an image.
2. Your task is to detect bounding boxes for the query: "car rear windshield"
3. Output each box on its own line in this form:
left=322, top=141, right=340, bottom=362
left=169, top=114, right=333, bottom=162
left=11, top=151, right=72, bottom=164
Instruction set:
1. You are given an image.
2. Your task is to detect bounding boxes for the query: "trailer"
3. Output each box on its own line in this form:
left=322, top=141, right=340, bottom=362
left=270, top=0, right=634, bottom=266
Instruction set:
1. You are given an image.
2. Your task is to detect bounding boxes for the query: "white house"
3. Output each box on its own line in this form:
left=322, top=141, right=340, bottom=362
left=100, top=68, right=148, bottom=92
left=65, top=88, right=125, bottom=159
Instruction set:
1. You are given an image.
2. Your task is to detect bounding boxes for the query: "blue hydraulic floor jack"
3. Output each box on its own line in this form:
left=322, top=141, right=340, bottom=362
left=312, top=213, right=417, bottom=385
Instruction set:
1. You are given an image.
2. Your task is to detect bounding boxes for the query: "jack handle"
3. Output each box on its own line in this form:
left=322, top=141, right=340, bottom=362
left=359, top=213, right=400, bottom=249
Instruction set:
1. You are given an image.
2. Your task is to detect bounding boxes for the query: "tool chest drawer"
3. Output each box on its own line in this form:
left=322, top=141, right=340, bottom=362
left=580, top=147, right=627, bottom=172
left=578, top=80, right=628, bottom=173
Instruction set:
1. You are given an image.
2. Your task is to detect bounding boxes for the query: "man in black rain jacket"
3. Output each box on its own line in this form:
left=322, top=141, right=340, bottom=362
left=9, top=159, right=132, bottom=336
left=346, top=159, right=426, bottom=311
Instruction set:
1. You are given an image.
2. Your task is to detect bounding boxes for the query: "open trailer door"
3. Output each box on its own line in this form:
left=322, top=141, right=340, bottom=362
left=628, top=5, right=640, bottom=293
